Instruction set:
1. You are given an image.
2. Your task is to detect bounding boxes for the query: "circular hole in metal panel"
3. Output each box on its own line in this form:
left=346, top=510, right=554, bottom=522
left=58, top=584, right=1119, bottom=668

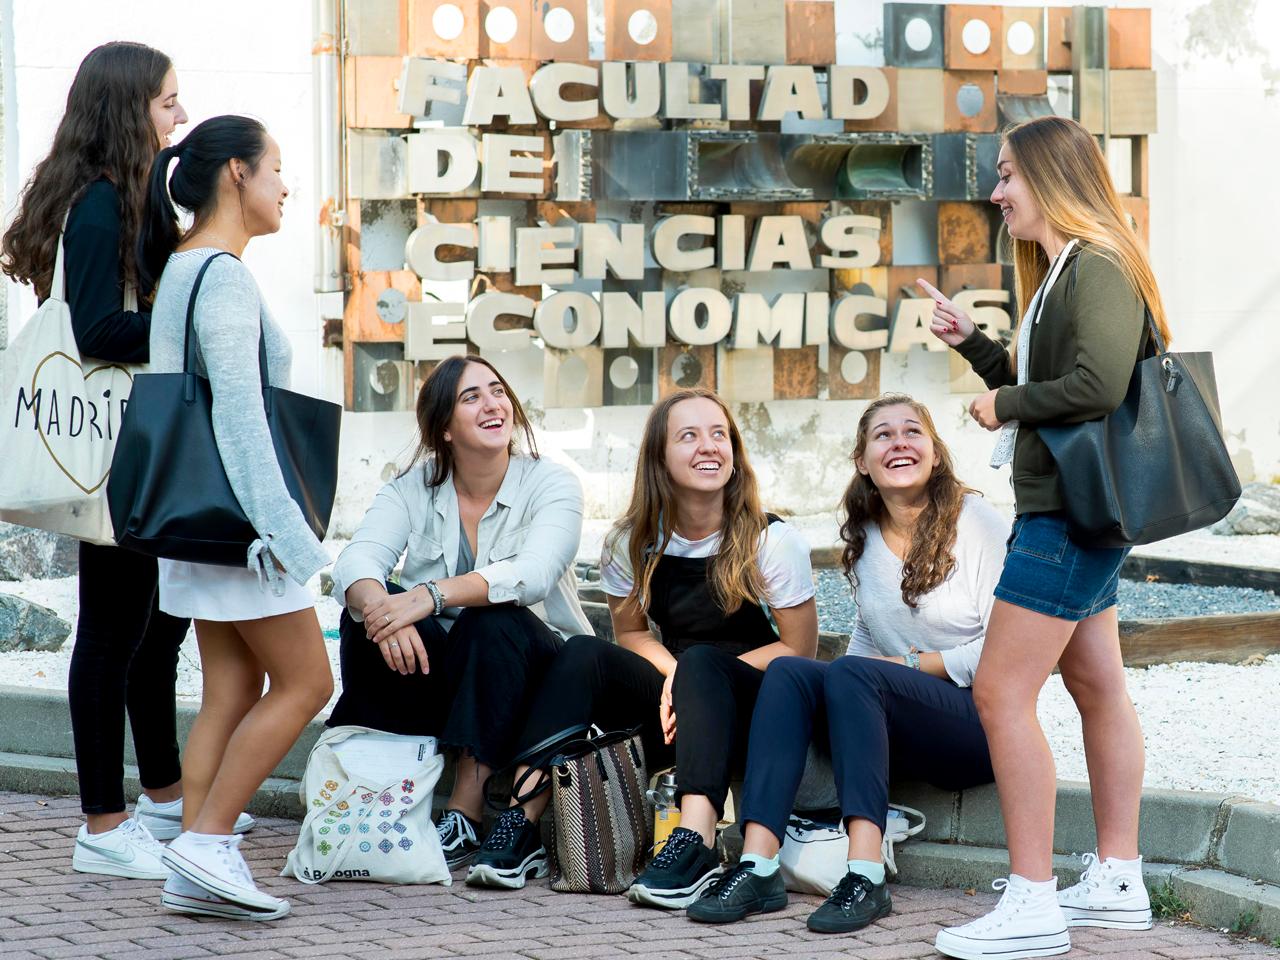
left=609, top=355, right=641, bottom=390
left=485, top=6, right=518, bottom=43
left=903, top=17, right=933, bottom=53
left=840, top=350, right=869, bottom=386
left=1006, top=20, right=1036, bottom=56
left=432, top=3, right=466, bottom=41
left=544, top=6, right=576, bottom=43
left=370, top=360, right=401, bottom=396
left=627, top=10, right=658, bottom=45
left=560, top=355, right=589, bottom=392
left=850, top=282, right=875, bottom=297
left=671, top=352, right=703, bottom=387
left=375, top=288, right=407, bottom=325
left=962, top=19, right=992, bottom=55
left=956, top=83, right=985, bottom=118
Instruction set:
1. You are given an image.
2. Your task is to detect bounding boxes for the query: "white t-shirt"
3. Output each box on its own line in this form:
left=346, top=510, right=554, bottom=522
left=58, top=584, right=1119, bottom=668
left=601, top=520, right=816, bottom=610
left=844, top=494, right=1010, bottom=688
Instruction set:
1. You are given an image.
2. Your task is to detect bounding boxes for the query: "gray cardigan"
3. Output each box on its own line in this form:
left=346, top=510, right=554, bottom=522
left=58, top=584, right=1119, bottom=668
left=148, top=249, right=329, bottom=585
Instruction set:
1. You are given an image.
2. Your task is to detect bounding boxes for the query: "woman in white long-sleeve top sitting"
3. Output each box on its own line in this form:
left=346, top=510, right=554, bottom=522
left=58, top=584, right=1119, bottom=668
left=327, top=354, right=592, bottom=872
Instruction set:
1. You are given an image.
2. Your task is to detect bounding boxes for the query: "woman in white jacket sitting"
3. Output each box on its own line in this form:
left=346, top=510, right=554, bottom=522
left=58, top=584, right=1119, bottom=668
left=328, top=355, right=592, bottom=871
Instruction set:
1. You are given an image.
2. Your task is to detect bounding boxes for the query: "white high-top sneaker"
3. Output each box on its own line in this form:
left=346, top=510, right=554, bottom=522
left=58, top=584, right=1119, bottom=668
left=1058, top=852, right=1153, bottom=929
left=935, top=875, right=1070, bottom=960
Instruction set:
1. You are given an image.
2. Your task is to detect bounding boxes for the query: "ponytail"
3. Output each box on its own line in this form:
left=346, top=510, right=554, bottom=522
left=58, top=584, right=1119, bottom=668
left=136, top=115, right=268, bottom=291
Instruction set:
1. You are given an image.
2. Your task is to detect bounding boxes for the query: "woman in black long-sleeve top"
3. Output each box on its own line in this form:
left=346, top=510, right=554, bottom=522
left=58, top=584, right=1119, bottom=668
left=0, top=42, right=254, bottom=882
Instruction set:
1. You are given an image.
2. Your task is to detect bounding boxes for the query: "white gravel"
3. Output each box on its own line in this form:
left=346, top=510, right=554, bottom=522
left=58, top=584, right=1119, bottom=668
left=2, top=526, right=1278, bottom=806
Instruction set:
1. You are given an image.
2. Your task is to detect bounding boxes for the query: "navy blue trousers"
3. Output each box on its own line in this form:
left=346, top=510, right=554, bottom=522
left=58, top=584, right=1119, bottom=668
left=739, top=655, right=994, bottom=841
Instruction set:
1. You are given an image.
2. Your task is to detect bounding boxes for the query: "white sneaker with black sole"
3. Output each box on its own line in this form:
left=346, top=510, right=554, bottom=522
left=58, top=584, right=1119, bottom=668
left=627, top=827, right=724, bottom=909
left=1059, top=852, right=1153, bottom=930
left=935, top=875, right=1070, bottom=960
left=72, top=818, right=170, bottom=880
left=161, top=873, right=289, bottom=921
left=162, top=832, right=288, bottom=915
left=135, top=794, right=257, bottom=842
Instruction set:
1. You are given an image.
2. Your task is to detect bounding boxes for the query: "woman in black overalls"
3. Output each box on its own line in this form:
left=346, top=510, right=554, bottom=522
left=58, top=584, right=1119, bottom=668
left=466, top=388, right=818, bottom=906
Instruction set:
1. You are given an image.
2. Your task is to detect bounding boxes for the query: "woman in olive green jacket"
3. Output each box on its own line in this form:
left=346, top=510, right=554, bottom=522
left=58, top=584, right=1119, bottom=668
left=918, top=116, right=1173, bottom=960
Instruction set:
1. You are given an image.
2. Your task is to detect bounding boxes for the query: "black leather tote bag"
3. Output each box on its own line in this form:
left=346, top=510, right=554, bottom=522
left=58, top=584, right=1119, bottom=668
left=1038, top=311, right=1240, bottom=548
left=107, top=252, right=341, bottom=565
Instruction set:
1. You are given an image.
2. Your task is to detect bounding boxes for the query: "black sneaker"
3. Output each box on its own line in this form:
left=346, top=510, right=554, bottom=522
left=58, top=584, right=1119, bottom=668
left=807, top=871, right=893, bottom=933
left=686, top=861, right=789, bottom=923
left=436, top=809, right=482, bottom=869
left=627, top=826, right=724, bottom=909
left=465, top=809, right=548, bottom=889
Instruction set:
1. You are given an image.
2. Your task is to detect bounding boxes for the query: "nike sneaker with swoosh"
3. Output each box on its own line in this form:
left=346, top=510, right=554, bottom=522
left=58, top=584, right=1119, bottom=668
left=135, top=794, right=256, bottom=842
left=72, top=818, right=170, bottom=880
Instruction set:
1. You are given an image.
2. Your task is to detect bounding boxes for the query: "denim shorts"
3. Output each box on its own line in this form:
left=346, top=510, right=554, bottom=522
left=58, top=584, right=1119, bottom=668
left=994, top=512, right=1130, bottom=621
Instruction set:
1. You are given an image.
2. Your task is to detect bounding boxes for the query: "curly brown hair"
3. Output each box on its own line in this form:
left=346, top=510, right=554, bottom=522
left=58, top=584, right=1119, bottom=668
left=606, top=389, right=767, bottom=617
left=838, top=394, right=977, bottom=608
left=1, top=42, right=171, bottom=300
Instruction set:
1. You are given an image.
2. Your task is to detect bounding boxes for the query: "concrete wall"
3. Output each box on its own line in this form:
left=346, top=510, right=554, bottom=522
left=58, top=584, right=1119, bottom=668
left=3, top=1, right=1277, bottom=535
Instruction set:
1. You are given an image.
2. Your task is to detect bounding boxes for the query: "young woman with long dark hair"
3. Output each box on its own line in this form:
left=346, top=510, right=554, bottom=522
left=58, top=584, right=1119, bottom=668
left=139, top=116, right=333, bottom=921
left=0, top=40, right=234, bottom=881
left=924, top=115, right=1167, bottom=959
left=469, top=389, right=818, bottom=905
left=327, top=353, right=593, bottom=872
left=684, top=394, right=1007, bottom=933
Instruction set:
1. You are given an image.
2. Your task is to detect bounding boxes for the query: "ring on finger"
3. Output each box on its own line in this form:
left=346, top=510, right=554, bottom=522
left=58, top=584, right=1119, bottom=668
left=390, top=641, right=400, bottom=649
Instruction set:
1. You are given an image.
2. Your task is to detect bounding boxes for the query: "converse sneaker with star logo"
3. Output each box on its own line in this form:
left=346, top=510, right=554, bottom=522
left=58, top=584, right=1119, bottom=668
left=1058, top=852, right=1153, bottom=930
left=935, top=874, right=1070, bottom=960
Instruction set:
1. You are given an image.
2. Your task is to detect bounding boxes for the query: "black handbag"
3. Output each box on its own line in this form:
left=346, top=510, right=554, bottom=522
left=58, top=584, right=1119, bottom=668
left=1038, top=310, right=1241, bottom=547
left=107, top=252, right=341, bottom=565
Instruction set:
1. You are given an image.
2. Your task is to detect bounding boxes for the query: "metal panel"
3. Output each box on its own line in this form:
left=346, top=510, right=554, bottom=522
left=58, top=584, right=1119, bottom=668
left=786, top=1, right=837, bottom=66
left=773, top=346, right=820, bottom=400
left=659, top=344, right=717, bottom=396
left=1045, top=6, right=1071, bottom=72
left=348, top=131, right=408, bottom=199
left=1108, top=8, right=1152, bottom=70
left=358, top=199, right=417, bottom=271
left=604, top=0, right=672, bottom=61
left=828, top=345, right=881, bottom=400
left=937, top=201, right=997, bottom=265
left=895, top=68, right=946, bottom=133
left=727, top=0, right=787, bottom=65
left=480, top=0, right=533, bottom=59
left=1001, top=6, right=1045, bottom=71
left=943, top=70, right=997, bottom=133
left=931, top=133, right=1000, bottom=201
left=345, top=270, right=422, bottom=343
left=531, top=0, right=590, bottom=60
left=672, top=0, right=723, bottom=63
left=997, top=92, right=1055, bottom=127
left=997, top=69, right=1048, bottom=96
left=352, top=343, right=414, bottom=412
left=408, top=0, right=483, bottom=59
left=344, top=56, right=414, bottom=129
left=347, top=0, right=402, bottom=55
left=717, top=346, right=775, bottom=403
left=602, top=347, right=656, bottom=405
left=553, top=129, right=594, bottom=201
left=1070, top=4, right=1107, bottom=71
left=1109, top=70, right=1158, bottom=135
left=844, top=66, right=898, bottom=132
left=543, top=347, right=605, bottom=408
left=945, top=4, right=1002, bottom=71
left=885, top=3, right=945, bottom=68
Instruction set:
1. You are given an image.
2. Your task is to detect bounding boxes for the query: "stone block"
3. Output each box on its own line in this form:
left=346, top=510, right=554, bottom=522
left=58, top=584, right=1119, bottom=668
left=1219, top=801, right=1280, bottom=886
left=0, top=594, right=70, bottom=652
left=0, top=522, right=79, bottom=580
left=1138, top=786, right=1231, bottom=864
left=888, top=782, right=960, bottom=843
left=1211, top=482, right=1280, bottom=535
left=1169, top=867, right=1280, bottom=941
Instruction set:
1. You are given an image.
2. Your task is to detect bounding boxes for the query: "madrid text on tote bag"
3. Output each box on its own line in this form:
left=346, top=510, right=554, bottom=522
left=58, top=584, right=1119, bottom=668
left=0, top=228, right=136, bottom=544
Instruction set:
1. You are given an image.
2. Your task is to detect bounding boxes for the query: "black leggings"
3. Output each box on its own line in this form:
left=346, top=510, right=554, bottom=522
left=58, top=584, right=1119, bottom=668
left=327, top=593, right=563, bottom=770
left=739, top=655, right=994, bottom=842
left=518, top=637, right=765, bottom=817
left=68, top=542, right=189, bottom=815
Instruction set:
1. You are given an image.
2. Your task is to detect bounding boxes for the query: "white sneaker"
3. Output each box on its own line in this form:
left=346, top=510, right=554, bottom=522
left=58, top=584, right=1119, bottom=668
left=162, top=832, right=287, bottom=914
left=161, top=872, right=289, bottom=921
left=72, top=818, right=171, bottom=880
left=135, top=794, right=257, bottom=842
left=935, top=876, right=1071, bottom=960
left=1058, top=852, right=1153, bottom=930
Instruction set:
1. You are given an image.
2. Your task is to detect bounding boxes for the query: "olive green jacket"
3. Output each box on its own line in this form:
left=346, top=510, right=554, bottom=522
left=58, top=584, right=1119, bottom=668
left=955, top=243, right=1148, bottom=515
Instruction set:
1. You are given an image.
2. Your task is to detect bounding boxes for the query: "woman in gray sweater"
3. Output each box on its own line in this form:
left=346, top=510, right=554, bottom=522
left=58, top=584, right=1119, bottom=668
left=137, top=116, right=332, bottom=922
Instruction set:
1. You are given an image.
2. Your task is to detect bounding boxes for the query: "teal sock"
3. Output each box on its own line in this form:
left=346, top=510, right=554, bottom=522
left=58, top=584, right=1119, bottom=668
left=848, top=859, right=885, bottom=884
left=741, top=853, right=780, bottom=876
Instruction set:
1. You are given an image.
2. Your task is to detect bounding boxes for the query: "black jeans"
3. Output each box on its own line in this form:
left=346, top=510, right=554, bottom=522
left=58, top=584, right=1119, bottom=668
left=739, top=656, right=994, bottom=841
left=327, top=592, right=563, bottom=770
left=518, top=637, right=765, bottom=817
left=68, top=542, right=189, bottom=815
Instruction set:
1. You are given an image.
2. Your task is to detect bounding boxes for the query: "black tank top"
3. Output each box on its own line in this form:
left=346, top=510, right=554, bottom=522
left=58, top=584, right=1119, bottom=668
left=646, top=515, right=783, bottom=658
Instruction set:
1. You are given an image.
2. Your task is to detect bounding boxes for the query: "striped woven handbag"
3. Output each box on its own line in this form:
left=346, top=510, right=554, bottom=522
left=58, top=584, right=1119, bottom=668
left=545, top=728, right=651, bottom=894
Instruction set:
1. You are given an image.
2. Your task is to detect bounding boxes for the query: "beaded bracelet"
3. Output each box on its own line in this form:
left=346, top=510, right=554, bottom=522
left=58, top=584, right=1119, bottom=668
left=423, top=580, right=446, bottom=617
left=905, top=650, right=921, bottom=670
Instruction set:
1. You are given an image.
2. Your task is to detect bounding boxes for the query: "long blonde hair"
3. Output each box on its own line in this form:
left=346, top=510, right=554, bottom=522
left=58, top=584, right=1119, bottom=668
left=606, top=389, right=767, bottom=617
left=838, top=395, right=977, bottom=608
left=1003, top=116, right=1170, bottom=356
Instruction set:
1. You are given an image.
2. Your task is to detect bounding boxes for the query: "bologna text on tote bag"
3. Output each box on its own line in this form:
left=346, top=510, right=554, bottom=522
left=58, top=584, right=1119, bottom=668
left=0, top=229, right=136, bottom=544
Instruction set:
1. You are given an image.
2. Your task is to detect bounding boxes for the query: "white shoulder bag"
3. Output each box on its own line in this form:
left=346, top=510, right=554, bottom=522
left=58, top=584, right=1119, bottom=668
left=283, top=725, right=451, bottom=885
left=779, top=804, right=925, bottom=896
left=0, top=228, right=139, bottom=544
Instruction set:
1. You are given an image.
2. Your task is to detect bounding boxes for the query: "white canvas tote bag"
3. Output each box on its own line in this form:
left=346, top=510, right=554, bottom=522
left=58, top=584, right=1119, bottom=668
left=0, top=230, right=138, bottom=544
left=779, top=805, right=925, bottom=895
left=283, top=725, right=451, bottom=885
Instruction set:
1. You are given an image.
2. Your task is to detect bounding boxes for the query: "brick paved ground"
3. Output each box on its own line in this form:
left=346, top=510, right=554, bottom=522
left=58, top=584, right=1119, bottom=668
left=1, top=792, right=1276, bottom=960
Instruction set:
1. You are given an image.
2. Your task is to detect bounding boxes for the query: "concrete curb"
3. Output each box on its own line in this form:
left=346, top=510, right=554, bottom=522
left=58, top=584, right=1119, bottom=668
left=2, top=682, right=1278, bottom=938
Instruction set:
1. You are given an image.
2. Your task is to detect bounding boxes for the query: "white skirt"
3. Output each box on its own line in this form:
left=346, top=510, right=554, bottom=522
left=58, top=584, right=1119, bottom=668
left=158, top=559, right=315, bottom=621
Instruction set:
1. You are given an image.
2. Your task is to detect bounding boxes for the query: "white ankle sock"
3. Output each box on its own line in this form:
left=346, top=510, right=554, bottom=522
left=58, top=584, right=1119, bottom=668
left=185, top=831, right=235, bottom=844
left=848, top=859, right=886, bottom=884
left=146, top=797, right=182, bottom=811
left=741, top=853, right=780, bottom=876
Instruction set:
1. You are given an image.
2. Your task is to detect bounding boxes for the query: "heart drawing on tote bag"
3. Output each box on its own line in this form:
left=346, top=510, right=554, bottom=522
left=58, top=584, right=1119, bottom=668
left=19, top=351, right=133, bottom=495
